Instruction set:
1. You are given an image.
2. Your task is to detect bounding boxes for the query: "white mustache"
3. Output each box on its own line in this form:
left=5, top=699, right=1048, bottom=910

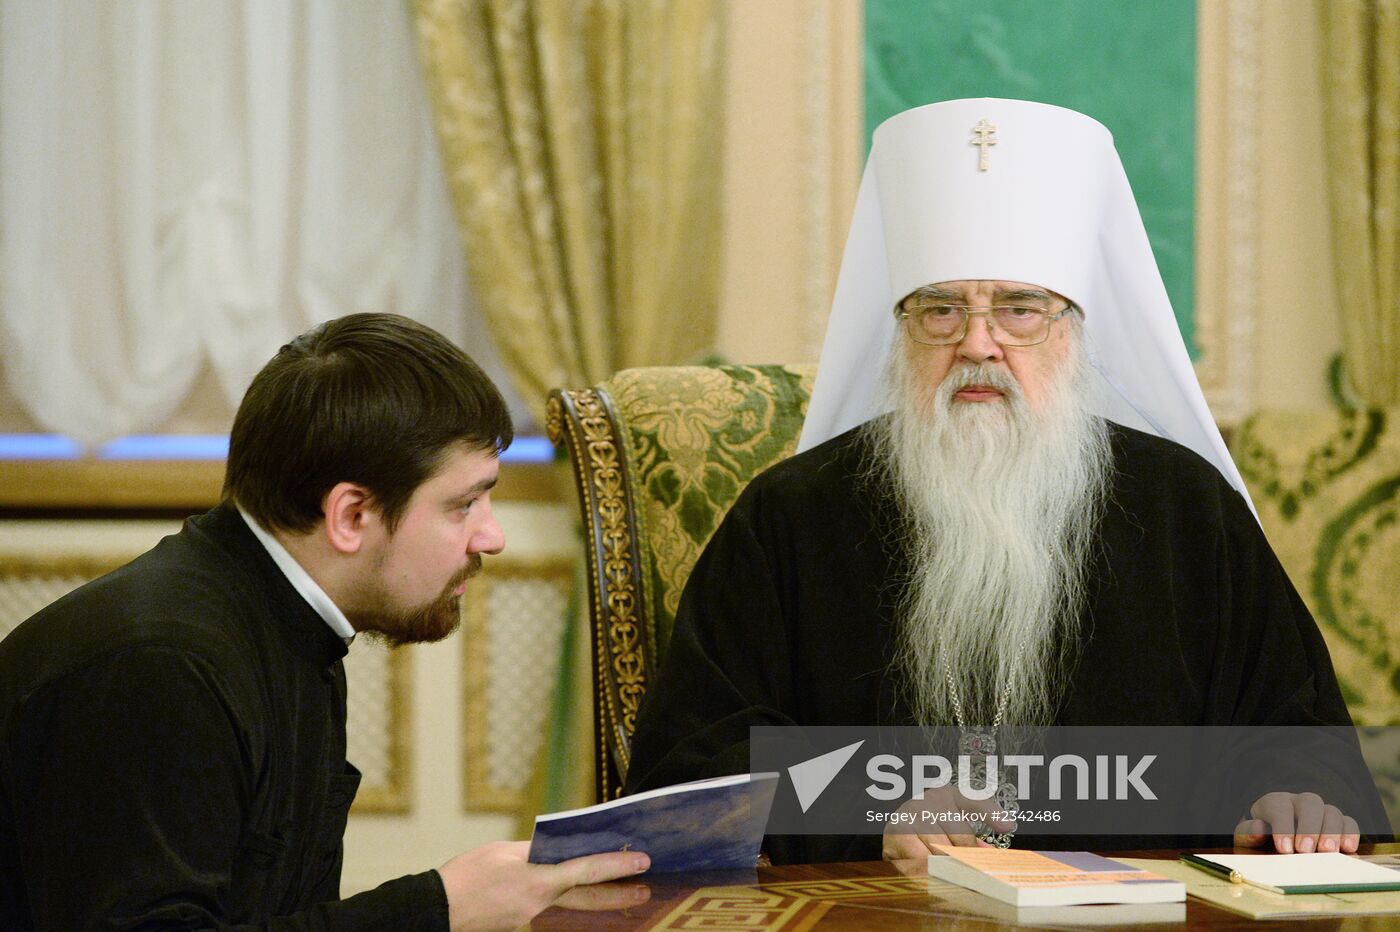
left=942, top=363, right=1023, bottom=397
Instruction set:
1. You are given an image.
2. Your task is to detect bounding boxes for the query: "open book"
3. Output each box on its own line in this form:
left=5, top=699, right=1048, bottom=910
left=527, top=772, right=779, bottom=873
left=926, top=846, right=1185, bottom=907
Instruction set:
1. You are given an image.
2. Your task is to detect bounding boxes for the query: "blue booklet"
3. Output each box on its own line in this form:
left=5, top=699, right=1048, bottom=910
left=528, top=772, right=780, bottom=873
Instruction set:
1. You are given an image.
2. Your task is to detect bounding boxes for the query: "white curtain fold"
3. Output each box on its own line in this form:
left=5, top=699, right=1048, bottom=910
left=1, top=0, right=495, bottom=446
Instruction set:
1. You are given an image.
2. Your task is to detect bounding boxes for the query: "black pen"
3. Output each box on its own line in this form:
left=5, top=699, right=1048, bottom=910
left=1180, top=854, right=1242, bottom=885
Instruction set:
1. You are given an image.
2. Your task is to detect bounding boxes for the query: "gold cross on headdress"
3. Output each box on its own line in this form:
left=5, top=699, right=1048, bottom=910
left=970, top=119, right=997, bottom=171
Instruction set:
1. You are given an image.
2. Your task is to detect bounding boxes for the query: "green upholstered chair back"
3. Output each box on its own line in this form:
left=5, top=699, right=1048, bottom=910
left=547, top=364, right=816, bottom=800
left=1233, top=406, right=1400, bottom=727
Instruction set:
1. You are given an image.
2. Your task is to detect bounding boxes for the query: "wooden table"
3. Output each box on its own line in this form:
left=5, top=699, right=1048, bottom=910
left=529, top=843, right=1400, bottom=929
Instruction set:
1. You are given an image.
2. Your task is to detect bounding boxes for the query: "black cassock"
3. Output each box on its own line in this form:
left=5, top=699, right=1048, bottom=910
left=0, top=505, right=447, bottom=930
left=625, top=421, right=1364, bottom=863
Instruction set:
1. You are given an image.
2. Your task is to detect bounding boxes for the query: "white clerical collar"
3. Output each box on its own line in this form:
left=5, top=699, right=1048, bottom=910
left=237, top=506, right=357, bottom=645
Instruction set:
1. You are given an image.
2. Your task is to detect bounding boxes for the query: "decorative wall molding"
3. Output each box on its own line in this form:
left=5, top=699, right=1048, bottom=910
left=0, top=460, right=563, bottom=511
left=460, top=555, right=575, bottom=813
left=344, top=641, right=413, bottom=814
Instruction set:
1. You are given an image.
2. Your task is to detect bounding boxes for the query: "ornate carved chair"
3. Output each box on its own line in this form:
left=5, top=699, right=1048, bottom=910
left=546, top=364, right=816, bottom=801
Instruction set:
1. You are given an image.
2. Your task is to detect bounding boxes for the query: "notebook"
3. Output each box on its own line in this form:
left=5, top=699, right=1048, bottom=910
left=1182, top=852, right=1400, bottom=895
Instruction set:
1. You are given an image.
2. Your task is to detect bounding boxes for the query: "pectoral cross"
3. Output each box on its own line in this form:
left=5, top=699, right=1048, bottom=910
left=971, top=119, right=997, bottom=171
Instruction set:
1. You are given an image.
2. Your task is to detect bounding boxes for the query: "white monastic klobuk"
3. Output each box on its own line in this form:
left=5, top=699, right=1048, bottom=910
left=798, top=98, right=1255, bottom=513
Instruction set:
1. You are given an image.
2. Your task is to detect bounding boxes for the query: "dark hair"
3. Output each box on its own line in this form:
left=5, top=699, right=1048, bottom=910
left=224, top=313, right=513, bottom=534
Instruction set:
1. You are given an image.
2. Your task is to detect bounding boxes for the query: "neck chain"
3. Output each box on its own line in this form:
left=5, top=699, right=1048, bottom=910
left=942, top=656, right=1022, bottom=848
left=944, top=662, right=1017, bottom=730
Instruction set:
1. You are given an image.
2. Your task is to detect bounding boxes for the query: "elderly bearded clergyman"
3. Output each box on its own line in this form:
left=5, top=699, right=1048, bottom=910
left=623, top=99, right=1366, bottom=864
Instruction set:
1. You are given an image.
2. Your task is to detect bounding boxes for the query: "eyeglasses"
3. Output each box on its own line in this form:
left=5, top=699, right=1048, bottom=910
left=894, top=302, right=1075, bottom=347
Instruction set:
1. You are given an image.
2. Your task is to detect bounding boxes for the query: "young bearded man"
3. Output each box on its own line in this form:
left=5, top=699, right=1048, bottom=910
left=0, top=314, right=648, bottom=930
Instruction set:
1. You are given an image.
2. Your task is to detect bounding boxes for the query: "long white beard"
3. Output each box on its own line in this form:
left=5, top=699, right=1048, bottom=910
left=866, top=341, right=1111, bottom=727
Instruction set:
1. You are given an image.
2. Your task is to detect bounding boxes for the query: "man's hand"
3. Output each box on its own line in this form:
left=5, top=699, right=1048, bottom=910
left=881, top=786, right=1015, bottom=860
left=437, top=840, right=650, bottom=931
left=1234, top=791, right=1360, bottom=854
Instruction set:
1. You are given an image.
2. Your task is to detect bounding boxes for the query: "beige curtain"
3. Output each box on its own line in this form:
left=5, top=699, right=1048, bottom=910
left=1317, top=0, right=1400, bottom=406
left=413, top=0, right=725, bottom=420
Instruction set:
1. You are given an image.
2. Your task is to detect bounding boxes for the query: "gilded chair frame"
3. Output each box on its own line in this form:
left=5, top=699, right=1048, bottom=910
left=546, top=385, right=651, bottom=801
left=548, top=364, right=816, bottom=802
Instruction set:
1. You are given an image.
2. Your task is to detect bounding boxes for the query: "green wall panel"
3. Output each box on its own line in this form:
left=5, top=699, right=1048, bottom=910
left=864, top=0, right=1197, bottom=351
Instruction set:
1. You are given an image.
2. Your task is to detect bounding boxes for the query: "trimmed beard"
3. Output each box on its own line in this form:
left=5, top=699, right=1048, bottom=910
left=351, top=553, right=481, bottom=648
left=865, top=336, right=1111, bottom=728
